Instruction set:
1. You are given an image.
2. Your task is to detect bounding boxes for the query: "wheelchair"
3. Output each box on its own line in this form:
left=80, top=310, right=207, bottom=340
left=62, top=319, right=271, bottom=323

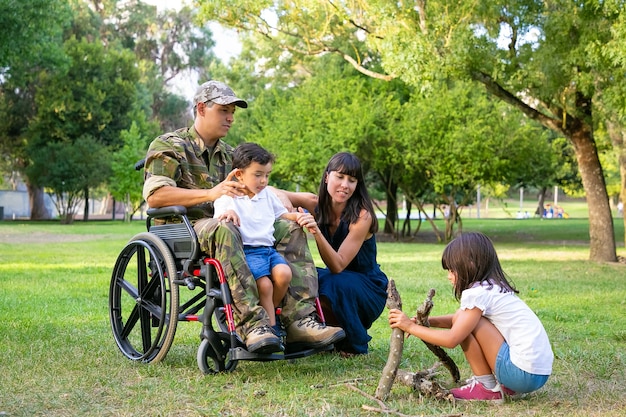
left=108, top=205, right=332, bottom=374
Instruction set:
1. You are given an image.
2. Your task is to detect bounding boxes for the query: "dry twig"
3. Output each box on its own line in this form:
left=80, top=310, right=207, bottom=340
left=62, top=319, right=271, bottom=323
left=361, top=406, right=462, bottom=417
left=345, top=383, right=387, bottom=409
left=310, top=377, right=370, bottom=389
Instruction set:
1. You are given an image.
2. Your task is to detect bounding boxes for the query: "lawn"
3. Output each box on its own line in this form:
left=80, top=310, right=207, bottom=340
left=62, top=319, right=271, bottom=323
left=0, top=218, right=624, bottom=417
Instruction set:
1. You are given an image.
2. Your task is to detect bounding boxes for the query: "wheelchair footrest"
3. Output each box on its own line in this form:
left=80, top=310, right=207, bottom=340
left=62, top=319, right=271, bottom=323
left=228, top=344, right=335, bottom=362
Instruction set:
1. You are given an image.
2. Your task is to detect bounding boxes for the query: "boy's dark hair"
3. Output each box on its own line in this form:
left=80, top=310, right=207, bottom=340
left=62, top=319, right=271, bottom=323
left=232, top=142, right=275, bottom=169
left=441, top=232, right=518, bottom=300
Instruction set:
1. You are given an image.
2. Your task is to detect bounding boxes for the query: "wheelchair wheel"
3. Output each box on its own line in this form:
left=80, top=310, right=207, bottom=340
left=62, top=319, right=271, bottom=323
left=109, top=232, right=179, bottom=363
left=197, top=336, right=238, bottom=374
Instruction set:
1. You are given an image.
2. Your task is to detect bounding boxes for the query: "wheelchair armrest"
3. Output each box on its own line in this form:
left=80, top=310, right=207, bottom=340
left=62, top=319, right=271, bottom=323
left=146, top=205, right=188, bottom=219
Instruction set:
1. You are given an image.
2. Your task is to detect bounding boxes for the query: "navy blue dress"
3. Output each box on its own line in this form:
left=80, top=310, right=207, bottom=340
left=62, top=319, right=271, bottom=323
left=317, top=219, right=388, bottom=354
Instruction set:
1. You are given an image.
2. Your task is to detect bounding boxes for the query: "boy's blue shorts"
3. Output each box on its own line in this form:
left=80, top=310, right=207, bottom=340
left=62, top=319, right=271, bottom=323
left=243, top=246, right=288, bottom=280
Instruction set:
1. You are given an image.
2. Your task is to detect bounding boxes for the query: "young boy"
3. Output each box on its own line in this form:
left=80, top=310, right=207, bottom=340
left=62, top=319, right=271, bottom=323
left=213, top=142, right=310, bottom=336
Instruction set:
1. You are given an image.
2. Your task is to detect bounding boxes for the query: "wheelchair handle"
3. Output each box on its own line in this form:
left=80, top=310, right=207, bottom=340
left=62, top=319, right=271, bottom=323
left=135, top=158, right=146, bottom=171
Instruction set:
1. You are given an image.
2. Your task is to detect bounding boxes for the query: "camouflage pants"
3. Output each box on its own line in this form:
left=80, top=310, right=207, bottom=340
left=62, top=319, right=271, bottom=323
left=194, top=218, right=317, bottom=337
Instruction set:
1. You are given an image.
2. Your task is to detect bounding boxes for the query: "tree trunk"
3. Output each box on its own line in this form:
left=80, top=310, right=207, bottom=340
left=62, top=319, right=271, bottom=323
left=384, top=180, right=398, bottom=234
left=536, top=187, right=547, bottom=217
left=474, top=72, right=617, bottom=262
left=605, top=120, right=626, bottom=248
left=401, top=200, right=412, bottom=237
left=570, top=125, right=616, bottom=262
left=27, top=182, right=50, bottom=220
left=620, top=153, right=626, bottom=249
left=83, top=186, right=90, bottom=221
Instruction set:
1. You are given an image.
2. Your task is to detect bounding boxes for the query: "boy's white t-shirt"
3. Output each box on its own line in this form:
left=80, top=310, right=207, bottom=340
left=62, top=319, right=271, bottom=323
left=460, top=282, right=554, bottom=375
left=213, top=188, right=287, bottom=247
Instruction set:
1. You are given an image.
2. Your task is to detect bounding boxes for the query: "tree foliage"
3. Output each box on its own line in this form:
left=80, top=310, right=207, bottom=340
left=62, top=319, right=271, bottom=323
left=109, top=113, right=160, bottom=221
left=28, top=135, right=110, bottom=223
left=1, top=0, right=223, bottom=221
left=0, top=0, right=71, bottom=71
left=0, top=0, right=72, bottom=211
left=25, top=36, right=141, bottom=221
left=200, top=0, right=625, bottom=261
left=104, top=2, right=218, bottom=131
left=230, top=50, right=560, bottom=240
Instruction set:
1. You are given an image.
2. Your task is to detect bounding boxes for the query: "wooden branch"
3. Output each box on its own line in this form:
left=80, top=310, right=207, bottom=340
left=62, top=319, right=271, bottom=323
left=310, top=378, right=370, bottom=389
left=395, top=364, right=440, bottom=387
left=415, top=289, right=461, bottom=383
left=375, top=280, right=403, bottom=401
left=350, top=383, right=459, bottom=417
left=361, top=405, right=413, bottom=416
left=470, top=70, right=566, bottom=134
left=345, top=383, right=388, bottom=410
left=395, top=368, right=454, bottom=402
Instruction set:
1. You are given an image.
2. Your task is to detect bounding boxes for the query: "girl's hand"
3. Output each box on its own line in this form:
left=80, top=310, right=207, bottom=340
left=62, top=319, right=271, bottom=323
left=388, top=308, right=416, bottom=332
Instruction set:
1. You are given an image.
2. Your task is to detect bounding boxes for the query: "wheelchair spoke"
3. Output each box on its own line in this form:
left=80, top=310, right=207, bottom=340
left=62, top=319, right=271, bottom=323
left=116, top=277, right=139, bottom=300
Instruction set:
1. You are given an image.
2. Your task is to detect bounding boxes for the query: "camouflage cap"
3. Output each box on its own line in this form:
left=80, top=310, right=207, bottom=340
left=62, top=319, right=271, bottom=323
left=193, top=80, right=248, bottom=108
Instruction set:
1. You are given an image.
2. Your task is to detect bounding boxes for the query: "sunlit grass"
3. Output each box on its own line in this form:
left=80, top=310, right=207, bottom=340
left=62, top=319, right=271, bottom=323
left=0, top=219, right=624, bottom=417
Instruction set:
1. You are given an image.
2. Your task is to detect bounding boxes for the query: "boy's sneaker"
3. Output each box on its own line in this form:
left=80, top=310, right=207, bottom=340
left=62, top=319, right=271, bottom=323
left=245, top=325, right=284, bottom=354
left=450, top=377, right=504, bottom=404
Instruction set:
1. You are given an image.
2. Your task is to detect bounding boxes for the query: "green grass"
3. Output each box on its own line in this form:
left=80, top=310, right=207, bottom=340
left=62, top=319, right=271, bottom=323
left=0, top=219, right=625, bottom=417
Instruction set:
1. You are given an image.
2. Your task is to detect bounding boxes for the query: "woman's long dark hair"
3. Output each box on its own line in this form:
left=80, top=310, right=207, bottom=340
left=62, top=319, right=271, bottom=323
left=316, top=152, right=378, bottom=234
left=441, top=232, right=518, bottom=300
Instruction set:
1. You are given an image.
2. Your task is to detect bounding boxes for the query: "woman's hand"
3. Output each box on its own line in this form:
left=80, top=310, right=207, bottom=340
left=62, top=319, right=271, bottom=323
left=295, top=207, right=319, bottom=234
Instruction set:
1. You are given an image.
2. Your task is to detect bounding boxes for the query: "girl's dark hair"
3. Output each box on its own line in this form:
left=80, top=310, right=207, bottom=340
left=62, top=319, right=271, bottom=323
left=441, top=232, right=518, bottom=300
left=232, top=142, right=274, bottom=169
left=316, top=152, right=378, bottom=234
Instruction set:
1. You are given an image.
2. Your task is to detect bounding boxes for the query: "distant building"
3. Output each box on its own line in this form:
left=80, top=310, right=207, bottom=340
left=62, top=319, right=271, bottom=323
left=0, top=190, right=57, bottom=219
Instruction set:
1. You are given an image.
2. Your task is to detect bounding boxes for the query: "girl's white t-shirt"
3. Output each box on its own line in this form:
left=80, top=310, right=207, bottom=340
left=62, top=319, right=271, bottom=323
left=460, top=282, right=553, bottom=375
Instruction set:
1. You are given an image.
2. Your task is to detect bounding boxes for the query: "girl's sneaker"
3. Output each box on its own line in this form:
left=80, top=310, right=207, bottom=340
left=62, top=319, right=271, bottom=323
left=501, top=385, right=525, bottom=400
left=450, top=377, right=504, bottom=404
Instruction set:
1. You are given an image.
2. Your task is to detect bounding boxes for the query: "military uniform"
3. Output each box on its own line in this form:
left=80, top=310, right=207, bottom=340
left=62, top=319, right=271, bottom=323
left=143, top=126, right=317, bottom=337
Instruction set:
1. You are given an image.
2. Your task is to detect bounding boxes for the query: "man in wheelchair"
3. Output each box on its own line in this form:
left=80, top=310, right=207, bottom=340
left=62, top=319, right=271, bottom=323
left=142, top=80, right=345, bottom=354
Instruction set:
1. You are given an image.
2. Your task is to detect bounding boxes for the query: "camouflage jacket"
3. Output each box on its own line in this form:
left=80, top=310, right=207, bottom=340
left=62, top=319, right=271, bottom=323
left=143, top=126, right=234, bottom=218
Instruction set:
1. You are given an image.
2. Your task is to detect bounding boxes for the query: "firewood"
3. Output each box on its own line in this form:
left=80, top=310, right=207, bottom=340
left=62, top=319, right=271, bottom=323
left=395, top=368, right=454, bottom=402
left=374, top=280, right=404, bottom=401
left=415, top=289, right=460, bottom=382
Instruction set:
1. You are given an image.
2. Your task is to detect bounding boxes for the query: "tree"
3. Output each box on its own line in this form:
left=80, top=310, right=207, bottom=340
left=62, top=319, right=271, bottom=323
left=396, top=81, right=556, bottom=241
left=1, top=0, right=225, bottom=220
left=0, top=0, right=70, bottom=70
left=0, top=0, right=71, bottom=219
left=239, top=55, right=405, bottom=232
left=109, top=115, right=160, bottom=222
left=102, top=1, right=218, bottom=131
left=26, top=36, right=141, bottom=222
left=27, top=136, right=110, bottom=223
left=201, top=0, right=624, bottom=261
